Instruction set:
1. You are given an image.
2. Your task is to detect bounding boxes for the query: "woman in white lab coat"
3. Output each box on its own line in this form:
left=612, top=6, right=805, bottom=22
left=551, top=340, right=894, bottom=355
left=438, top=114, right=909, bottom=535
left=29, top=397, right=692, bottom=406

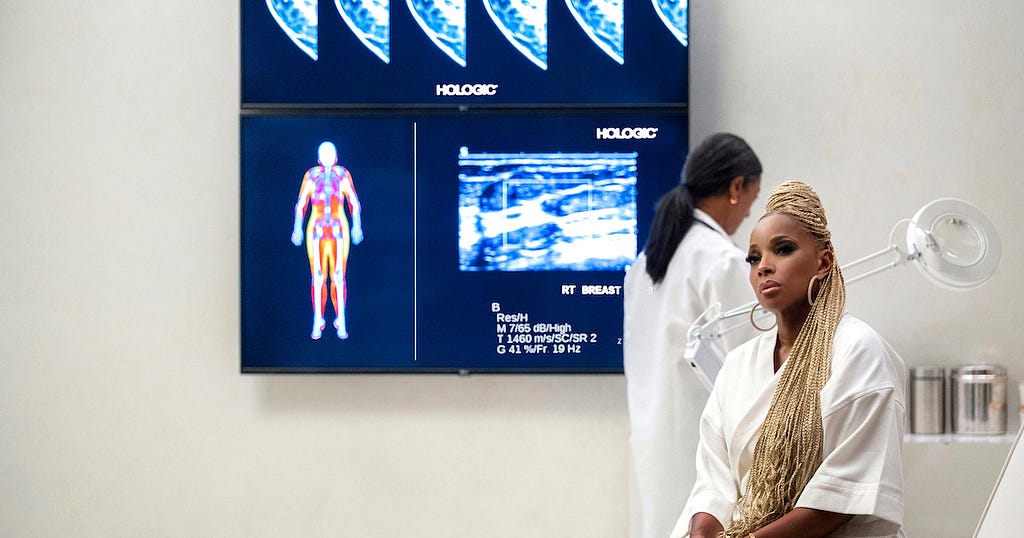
left=679, top=181, right=906, bottom=538
left=623, top=133, right=763, bottom=538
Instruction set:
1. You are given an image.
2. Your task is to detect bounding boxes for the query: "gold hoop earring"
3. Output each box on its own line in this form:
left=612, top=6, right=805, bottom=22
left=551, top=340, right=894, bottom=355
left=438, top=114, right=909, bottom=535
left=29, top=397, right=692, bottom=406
left=807, top=275, right=821, bottom=306
left=749, top=304, right=776, bottom=332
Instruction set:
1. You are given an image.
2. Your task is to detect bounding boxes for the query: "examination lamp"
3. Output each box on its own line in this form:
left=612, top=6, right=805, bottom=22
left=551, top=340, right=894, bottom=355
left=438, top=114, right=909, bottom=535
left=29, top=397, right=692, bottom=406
left=684, top=198, right=1002, bottom=391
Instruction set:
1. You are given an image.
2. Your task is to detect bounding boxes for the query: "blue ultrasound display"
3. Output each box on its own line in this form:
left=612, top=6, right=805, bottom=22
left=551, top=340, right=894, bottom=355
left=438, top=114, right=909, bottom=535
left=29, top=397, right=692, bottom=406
left=457, top=151, right=638, bottom=272
left=241, top=0, right=687, bottom=104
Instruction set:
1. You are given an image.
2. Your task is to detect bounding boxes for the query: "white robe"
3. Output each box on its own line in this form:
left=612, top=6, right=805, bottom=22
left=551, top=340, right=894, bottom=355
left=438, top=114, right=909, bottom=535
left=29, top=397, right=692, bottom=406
left=673, top=314, right=907, bottom=538
left=623, top=209, right=756, bottom=538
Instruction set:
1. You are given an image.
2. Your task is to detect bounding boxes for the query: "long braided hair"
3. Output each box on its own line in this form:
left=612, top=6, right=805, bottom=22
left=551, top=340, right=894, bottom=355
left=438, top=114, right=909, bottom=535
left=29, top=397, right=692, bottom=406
left=722, top=181, right=847, bottom=537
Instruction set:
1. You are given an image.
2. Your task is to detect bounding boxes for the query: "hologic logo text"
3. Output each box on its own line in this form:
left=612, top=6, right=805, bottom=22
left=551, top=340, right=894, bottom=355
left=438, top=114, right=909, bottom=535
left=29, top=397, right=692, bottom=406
left=436, top=83, right=499, bottom=96
left=595, top=127, right=659, bottom=140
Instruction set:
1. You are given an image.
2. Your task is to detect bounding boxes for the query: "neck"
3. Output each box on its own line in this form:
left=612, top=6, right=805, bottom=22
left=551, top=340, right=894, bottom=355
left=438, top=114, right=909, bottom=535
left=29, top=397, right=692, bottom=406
left=772, top=304, right=811, bottom=370
left=695, top=194, right=732, bottom=233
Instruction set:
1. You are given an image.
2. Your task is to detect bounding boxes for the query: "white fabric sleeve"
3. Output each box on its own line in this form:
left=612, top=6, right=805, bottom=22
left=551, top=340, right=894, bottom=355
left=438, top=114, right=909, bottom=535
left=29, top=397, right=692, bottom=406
left=796, top=387, right=905, bottom=535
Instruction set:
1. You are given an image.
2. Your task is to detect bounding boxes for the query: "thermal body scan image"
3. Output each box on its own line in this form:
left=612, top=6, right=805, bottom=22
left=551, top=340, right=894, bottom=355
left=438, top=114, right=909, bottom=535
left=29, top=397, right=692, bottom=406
left=458, top=149, right=638, bottom=272
left=291, top=141, right=364, bottom=339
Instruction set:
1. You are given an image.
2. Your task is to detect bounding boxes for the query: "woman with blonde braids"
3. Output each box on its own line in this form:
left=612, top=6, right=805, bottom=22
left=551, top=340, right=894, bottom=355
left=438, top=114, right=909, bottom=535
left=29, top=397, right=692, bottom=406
left=675, top=181, right=907, bottom=538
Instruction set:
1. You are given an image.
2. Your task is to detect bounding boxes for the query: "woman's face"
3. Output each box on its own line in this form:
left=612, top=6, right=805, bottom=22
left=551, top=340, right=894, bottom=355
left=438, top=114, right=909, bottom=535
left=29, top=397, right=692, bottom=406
left=746, top=212, right=830, bottom=315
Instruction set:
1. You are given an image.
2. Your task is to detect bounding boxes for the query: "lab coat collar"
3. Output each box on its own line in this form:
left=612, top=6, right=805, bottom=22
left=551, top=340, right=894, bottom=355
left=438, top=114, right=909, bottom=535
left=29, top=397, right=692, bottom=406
left=693, top=208, right=730, bottom=238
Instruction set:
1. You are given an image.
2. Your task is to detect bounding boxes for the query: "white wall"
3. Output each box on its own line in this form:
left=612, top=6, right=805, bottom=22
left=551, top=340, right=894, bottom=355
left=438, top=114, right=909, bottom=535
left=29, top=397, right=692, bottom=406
left=1, top=1, right=1020, bottom=537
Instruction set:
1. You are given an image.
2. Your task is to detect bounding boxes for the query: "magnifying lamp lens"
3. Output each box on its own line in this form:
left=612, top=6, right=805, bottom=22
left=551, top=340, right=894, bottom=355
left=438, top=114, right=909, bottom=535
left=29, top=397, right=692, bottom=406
left=932, top=215, right=986, bottom=267
left=908, top=198, right=1001, bottom=290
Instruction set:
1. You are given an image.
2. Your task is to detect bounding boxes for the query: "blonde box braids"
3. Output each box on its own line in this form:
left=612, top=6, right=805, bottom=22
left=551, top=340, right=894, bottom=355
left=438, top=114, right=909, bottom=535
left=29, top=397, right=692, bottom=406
left=722, top=181, right=847, bottom=537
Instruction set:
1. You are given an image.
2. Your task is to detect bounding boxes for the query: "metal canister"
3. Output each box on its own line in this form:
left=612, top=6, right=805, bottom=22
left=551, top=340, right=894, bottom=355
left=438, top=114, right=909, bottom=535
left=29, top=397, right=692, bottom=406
left=951, top=364, right=1007, bottom=435
left=909, top=366, right=946, bottom=434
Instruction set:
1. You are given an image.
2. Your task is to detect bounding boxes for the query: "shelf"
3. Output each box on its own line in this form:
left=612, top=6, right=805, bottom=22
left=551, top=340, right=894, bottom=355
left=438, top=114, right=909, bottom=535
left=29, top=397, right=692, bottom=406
left=904, top=432, right=1019, bottom=444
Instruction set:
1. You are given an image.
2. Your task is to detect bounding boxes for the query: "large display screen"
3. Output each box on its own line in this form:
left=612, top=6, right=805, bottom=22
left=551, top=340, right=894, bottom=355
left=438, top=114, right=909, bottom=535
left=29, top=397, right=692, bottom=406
left=241, top=109, right=688, bottom=372
left=242, top=0, right=688, bottom=105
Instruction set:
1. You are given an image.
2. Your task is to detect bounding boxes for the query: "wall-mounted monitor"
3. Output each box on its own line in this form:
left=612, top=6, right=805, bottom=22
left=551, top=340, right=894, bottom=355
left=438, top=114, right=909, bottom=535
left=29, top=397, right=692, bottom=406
left=241, top=108, right=688, bottom=372
left=242, top=0, right=688, bottom=106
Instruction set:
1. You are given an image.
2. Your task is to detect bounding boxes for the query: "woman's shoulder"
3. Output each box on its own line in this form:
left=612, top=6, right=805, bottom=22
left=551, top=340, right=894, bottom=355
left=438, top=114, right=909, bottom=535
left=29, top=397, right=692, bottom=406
left=829, top=314, right=907, bottom=394
left=833, top=314, right=893, bottom=356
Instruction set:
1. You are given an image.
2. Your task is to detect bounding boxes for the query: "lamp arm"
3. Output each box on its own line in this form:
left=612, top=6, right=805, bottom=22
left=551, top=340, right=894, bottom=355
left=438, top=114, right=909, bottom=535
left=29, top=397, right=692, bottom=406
left=711, top=219, right=917, bottom=337
left=844, top=245, right=902, bottom=285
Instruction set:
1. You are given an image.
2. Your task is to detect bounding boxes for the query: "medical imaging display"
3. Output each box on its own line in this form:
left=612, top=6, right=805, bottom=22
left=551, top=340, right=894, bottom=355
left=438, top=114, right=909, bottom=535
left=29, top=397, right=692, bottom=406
left=243, top=0, right=688, bottom=105
left=241, top=110, right=688, bottom=371
left=241, top=0, right=689, bottom=372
